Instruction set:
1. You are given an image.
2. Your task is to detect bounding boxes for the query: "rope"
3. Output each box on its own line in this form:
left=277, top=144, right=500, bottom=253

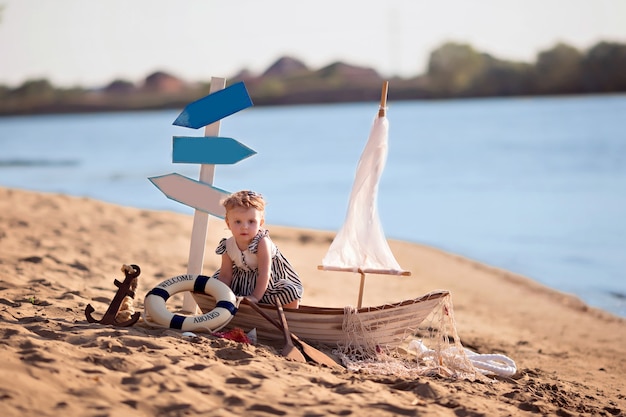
left=463, top=348, right=517, bottom=377
left=407, top=340, right=517, bottom=377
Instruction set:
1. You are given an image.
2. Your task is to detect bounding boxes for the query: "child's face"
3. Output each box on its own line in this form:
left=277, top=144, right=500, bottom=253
left=226, top=207, right=264, bottom=243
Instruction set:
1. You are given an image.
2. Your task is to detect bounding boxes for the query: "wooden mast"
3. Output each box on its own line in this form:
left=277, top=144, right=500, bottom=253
left=378, top=80, right=389, bottom=118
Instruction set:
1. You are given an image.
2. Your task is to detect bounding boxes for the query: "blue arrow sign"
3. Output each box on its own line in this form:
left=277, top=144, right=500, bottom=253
left=172, top=136, right=256, bottom=165
left=149, top=173, right=230, bottom=218
left=173, top=81, right=253, bottom=129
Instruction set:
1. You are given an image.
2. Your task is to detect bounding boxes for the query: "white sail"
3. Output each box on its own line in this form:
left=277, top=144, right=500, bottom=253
left=321, top=102, right=406, bottom=275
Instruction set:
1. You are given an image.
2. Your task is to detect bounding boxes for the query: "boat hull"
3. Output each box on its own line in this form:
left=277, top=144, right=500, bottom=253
left=193, top=290, right=449, bottom=348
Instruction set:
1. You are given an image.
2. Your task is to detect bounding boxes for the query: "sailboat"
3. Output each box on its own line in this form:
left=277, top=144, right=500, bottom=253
left=191, top=82, right=452, bottom=350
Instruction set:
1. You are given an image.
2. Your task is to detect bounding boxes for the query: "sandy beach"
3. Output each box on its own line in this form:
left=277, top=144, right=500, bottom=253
left=0, top=186, right=624, bottom=416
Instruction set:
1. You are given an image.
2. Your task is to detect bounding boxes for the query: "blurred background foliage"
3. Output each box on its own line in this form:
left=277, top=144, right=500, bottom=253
left=1, top=40, right=625, bottom=115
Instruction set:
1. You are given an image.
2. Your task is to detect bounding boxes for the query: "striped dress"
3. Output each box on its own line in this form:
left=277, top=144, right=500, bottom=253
left=211, top=229, right=303, bottom=306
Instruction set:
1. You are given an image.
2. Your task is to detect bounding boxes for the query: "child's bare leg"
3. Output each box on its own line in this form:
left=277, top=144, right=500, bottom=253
left=283, top=299, right=300, bottom=309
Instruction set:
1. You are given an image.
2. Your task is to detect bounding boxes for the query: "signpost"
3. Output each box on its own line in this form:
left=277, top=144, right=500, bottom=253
left=150, top=77, right=254, bottom=313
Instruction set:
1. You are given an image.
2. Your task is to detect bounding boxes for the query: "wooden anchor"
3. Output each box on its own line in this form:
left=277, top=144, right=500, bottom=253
left=85, top=264, right=142, bottom=326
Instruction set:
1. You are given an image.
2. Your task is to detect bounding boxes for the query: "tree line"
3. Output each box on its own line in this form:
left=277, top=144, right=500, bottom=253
left=1, top=40, right=625, bottom=116
left=421, top=41, right=626, bottom=98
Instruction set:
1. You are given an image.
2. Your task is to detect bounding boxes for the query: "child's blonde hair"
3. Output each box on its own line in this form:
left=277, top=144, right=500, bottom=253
left=222, top=190, right=266, bottom=214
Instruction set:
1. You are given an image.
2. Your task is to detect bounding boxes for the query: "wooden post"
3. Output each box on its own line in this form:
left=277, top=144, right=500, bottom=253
left=181, top=77, right=226, bottom=313
left=357, top=271, right=366, bottom=309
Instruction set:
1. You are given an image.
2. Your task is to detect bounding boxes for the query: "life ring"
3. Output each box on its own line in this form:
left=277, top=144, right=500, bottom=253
left=144, top=274, right=239, bottom=332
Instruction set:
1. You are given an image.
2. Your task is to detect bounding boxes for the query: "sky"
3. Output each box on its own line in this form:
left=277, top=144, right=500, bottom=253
left=1, top=0, right=625, bottom=88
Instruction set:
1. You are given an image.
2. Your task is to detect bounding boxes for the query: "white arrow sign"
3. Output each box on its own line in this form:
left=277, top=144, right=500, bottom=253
left=149, top=173, right=230, bottom=218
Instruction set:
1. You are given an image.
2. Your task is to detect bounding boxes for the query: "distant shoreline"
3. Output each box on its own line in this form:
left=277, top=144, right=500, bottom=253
left=3, top=40, right=625, bottom=117
left=2, top=90, right=625, bottom=118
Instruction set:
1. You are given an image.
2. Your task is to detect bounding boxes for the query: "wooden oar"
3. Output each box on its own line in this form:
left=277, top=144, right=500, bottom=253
left=274, top=297, right=306, bottom=362
left=242, top=298, right=342, bottom=369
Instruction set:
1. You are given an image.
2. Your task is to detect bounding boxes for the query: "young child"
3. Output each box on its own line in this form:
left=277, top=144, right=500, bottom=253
left=211, top=190, right=303, bottom=308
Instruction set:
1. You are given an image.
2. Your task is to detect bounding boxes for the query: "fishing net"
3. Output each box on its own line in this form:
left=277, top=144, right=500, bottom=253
left=333, top=292, right=483, bottom=380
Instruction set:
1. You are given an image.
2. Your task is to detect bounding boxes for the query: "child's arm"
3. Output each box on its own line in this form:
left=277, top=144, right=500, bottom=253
left=216, top=253, right=234, bottom=287
left=250, top=236, right=271, bottom=302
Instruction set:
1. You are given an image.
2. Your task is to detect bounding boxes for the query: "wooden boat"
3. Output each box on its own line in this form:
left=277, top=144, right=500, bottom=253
left=192, top=289, right=449, bottom=348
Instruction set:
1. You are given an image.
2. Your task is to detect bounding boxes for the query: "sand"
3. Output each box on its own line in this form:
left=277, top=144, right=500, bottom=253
left=0, top=186, right=624, bottom=416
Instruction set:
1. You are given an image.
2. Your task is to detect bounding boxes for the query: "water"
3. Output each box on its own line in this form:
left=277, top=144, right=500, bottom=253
left=1, top=95, right=625, bottom=317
